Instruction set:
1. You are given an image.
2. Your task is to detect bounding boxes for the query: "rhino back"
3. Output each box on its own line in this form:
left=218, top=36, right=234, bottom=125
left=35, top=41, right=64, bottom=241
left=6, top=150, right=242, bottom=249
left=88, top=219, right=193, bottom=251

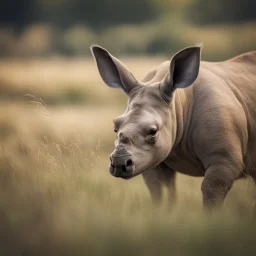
left=189, top=52, right=256, bottom=174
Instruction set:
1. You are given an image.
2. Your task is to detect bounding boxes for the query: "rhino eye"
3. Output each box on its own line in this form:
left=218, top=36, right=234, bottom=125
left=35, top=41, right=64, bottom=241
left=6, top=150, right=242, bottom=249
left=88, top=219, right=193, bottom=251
left=148, top=128, right=157, bottom=136
left=114, top=128, right=117, bottom=133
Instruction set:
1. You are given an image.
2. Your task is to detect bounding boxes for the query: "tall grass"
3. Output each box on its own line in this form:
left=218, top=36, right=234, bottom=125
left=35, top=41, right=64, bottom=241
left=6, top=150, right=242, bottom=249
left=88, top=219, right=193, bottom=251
left=0, top=57, right=256, bottom=255
left=0, top=102, right=255, bottom=255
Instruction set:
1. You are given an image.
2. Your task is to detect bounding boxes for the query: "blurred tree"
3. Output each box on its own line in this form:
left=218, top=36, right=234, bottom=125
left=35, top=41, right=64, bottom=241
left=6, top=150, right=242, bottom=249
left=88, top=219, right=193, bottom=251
left=0, top=0, right=159, bottom=29
left=49, top=0, right=158, bottom=29
left=1, top=0, right=255, bottom=30
left=188, top=0, right=256, bottom=24
left=0, top=0, right=37, bottom=30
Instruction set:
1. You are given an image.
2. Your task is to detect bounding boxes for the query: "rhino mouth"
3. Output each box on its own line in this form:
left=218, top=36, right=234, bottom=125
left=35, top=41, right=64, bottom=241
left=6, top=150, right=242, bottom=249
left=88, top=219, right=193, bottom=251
left=119, top=171, right=140, bottom=180
left=109, top=162, right=135, bottom=179
left=109, top=158, right=160, bottom=180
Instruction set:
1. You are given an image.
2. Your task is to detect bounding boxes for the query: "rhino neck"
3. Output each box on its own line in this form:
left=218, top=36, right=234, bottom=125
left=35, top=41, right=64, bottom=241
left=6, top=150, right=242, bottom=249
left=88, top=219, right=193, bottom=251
left=172, top=86, right=194, bottom=149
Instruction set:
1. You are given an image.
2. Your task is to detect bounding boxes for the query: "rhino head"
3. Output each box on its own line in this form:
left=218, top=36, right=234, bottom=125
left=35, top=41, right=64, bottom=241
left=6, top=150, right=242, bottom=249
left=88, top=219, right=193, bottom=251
left=91, top=45, right=201, bottom=179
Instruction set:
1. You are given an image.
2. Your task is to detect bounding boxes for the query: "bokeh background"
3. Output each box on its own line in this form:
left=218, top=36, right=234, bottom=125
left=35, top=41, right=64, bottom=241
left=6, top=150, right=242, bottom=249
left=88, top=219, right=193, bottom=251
left=1, top=0, right=256, bottom=59
left=0, top=1, right=256, bottom=255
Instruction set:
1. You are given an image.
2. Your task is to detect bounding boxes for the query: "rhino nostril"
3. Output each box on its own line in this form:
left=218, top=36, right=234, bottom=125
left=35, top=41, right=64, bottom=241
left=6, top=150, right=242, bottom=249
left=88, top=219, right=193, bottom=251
left=126, top=159, right=133, bottom=167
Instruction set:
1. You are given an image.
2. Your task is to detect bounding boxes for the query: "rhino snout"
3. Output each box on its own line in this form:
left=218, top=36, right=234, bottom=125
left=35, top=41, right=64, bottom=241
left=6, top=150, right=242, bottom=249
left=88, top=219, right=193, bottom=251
left=109, top=153, right=135, bottom=179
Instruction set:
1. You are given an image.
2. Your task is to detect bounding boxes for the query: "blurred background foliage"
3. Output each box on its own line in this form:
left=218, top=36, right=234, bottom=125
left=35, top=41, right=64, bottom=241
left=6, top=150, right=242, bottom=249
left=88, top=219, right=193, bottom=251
left=0, top=0, right=255, bottom=59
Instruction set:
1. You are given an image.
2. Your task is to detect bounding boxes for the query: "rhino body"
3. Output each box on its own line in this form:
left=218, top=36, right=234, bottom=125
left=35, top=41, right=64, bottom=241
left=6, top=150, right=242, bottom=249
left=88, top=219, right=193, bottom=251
left=92, top=45, right=256, bottom=207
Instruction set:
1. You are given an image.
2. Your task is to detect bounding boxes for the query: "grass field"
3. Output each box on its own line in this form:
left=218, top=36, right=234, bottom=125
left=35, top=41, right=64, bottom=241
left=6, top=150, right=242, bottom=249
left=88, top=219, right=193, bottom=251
left=0, top=57, right=256, bottom=255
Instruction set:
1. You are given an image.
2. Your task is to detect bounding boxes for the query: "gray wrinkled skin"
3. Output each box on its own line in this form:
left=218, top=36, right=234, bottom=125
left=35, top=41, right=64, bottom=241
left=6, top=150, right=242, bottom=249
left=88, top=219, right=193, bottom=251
left=92, top=45, right=256, bottom=208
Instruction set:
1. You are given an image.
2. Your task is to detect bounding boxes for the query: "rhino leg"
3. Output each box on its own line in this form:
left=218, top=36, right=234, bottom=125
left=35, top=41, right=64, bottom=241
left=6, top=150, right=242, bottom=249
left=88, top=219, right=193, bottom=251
left=158, top=162, right=176, bottom=206
left=142, top=163, right=176, bottom=205
left=201, top=164, right=239, bottom=208
left=142, top=168, right=163, bottom=204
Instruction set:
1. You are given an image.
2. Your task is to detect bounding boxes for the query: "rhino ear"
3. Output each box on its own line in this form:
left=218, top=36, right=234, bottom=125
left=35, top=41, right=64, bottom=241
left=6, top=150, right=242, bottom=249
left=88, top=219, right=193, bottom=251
left=91, top=45, right=138, bottom=94
left=160, top=46, right=201, bottom=102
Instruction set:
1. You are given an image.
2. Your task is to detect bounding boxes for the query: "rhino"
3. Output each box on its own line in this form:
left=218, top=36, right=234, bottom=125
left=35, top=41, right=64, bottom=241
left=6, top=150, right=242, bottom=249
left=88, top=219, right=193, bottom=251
left=91, top=45, right=256, bottom=208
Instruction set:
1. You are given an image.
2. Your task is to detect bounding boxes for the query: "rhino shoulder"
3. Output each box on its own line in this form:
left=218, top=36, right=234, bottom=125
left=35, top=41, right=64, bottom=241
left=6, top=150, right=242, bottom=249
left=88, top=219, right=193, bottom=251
left=228, top=51, right=256, bottom=65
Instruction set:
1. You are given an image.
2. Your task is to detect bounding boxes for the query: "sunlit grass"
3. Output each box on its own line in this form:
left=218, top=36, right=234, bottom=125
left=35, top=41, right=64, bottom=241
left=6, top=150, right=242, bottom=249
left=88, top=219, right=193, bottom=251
left=0, top=102, right=255, bottom=255
left=1, top=138, right=256, bottom=255
left=0, top=57, right=164, bottom=106
left=0, top=55, right=256, bottom=254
